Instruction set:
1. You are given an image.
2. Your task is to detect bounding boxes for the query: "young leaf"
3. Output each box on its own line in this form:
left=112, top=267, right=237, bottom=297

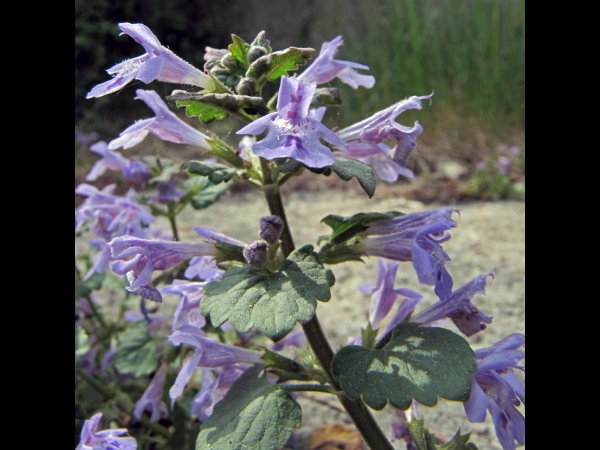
left=329, top=158, right=376, bottom=198
left=201, top=245, right=335, bottom=340
left=179, top=177, right=232, bottom=210
left=321, top=210, right=404, bottom=244
left=331, top=323, right=476, bottom=410
left=246, top=47, right=314, bottom=88
left=438, top=429, right=479, bottom=450
left=195, top=365, right=301, bottom=450
left=113, top=321, right=158, bottom=377
left=229, top=34, right=251, bottom=67
left=311, top=87, right=343, bottom=107
left=262, top=349, right=311, bottom=382
left=408, top=418, right=438, bottom=450
left=175, top=99, right=228, bottom=124
left=184, top=161, right=237, bottom=185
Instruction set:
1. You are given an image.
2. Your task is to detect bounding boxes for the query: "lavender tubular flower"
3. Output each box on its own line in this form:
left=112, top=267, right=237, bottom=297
left=464, top=334, right=525, bottom=450
left=86, top=22, right=214, bottom=98
left=184, top=255, right=224, bottom=282
left=411, top=273, right=494, bottom=336
left=297, top=35, right=375, bottom=89
left=168, top=325, right=262, bottom=404
left=108, top=236, right=220, bottom=302
left=192, top=365, right=247, bottom=421
left=76, top=413, right=136, bottom=450
left=162, top=280, right=208, bottom=331
left=108, top=89, right=211, bottom=151
left=133, top=364, right=169, bottom=423
left=86, top=141, right=150, bottom=182
left=355, top=209, right=457, bottom=301
left=236, top=76, right=346, bottom=168
left=336, top=95, right=432, bottom=178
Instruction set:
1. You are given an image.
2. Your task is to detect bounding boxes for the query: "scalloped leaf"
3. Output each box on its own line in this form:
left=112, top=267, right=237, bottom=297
left=113, top=321, right=158, bottom=377
left=321, top=210, right=404, bottom=244
left=175, top=99, right=228, bottom=124
left=250, top=31, right=272, bottom=52
left=246, top=47, right=314, bottom=88
left=172, top=92, right=269, bottom=118
left=201, top=245, right=335, bottom=340
left=183, top=161, right=237, bottom=185
left=178, top=176, right=232, bottom=210
left=196, top=365, right=301, bottom=450
left=229, top=34, right=250, bottom=67
left=311, top=87, right=343, bottom=107
left=331, top=323, right=476, bottom=410
left=330, top=158, right=376, bottom=198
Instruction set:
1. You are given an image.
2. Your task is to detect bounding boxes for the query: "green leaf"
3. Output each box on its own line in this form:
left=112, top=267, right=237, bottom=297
left=331, top=323, right=476, bottom=410
left=75, top=273, right=105, bottom=299
left=75, top=326, right=90, bottom=364
left=113, top=321, right=158, bottom=377
left=438, top=429, right=479, bottom=450
left=179, top=176, right=232, bottom=210
left=229, top=34, right=250, bottom=67
left=201, top=245, right=335, bottom=340
left=321, top=210, right=404, bottom=244
left=329, top=158, right=376, bottom=198
left=311, top=87, right=343, bottom=107
left=246, top=47, right=314, bottom=88
left=165, top=402, right=201, bottom=450
left=172, top=92, right=270, bottom=119
left=175, top=99, right=228, bottom=124
left=250, top=31, right=272, bottom=53
left=361, top=323, right=379, bottom=350
left=408, top=418, right=438, bottom=450
left=184, top=161, right=237, bottom=185
left=196, top=365, right=301, bottom=450
left=262, top=349, right=311, bottom=382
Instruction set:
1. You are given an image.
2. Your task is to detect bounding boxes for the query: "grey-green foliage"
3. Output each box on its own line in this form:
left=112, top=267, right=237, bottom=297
left=196, top=365, right=301, bottom=450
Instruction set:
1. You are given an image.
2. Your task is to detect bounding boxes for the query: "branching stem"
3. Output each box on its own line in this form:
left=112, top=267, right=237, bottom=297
left=260, top=159, right=393, bottom=450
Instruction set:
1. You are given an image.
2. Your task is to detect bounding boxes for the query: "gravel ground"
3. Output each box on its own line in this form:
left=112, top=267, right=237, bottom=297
left=170, top=187, right=525, bottom=450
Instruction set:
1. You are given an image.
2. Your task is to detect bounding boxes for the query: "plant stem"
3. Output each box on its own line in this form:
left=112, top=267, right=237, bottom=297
left=84, top=295, right=110, bottom=332
left=260, top=161, right=393, bottom=450
left=167, top=204, right=180, bottom=242
left=75, top=366, right=170, bottom=438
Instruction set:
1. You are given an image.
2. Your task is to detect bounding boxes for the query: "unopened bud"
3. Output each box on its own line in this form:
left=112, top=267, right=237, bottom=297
left=243, top=241, right=268, bottom=269
left=236, top=77, right=257, bottom=96
left=221, top=53, right=239, bottom=70
left=247, top=45, right=267, bottom=63
left=259, top=216, right=284, bottom=245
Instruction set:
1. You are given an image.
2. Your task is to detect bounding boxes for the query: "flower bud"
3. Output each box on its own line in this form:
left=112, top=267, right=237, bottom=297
left=247, top=45, right=267, bottom=63
left=236, top=77, right=257, bottom=96
left=220, top=53, right=239, bottom=70
left=259, top=215, right=284, bottom=245
left=243, top=241, right=268, bottom=269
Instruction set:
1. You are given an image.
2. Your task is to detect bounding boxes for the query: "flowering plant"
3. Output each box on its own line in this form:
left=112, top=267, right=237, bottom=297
left=76, top=23, right=524, bottom=450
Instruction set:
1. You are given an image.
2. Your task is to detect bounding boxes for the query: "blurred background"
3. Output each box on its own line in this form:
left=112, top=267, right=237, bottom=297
left=75, top=0, right=525, bottom=201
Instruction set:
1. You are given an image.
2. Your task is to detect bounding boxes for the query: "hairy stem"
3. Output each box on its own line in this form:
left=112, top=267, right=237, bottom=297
left=167, top=204, right=180, bottom=242
left=75, top=366, right=170, bottom=438
left=260, top=160, right=393, bottom=450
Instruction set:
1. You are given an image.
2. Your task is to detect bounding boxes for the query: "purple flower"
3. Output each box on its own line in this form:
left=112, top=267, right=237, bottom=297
left=168, top=325, right=262, bottom=405
left=83, top=240, right=112, bottom=280
left=134, top=364, right=169, bottom=423
left=108, top=90, right=211, bottom=151
left=148, top=182, right=185, bottom=204
left=76, top=413, right=137, bottom=450
left=464, top=334, right=525, bottom=450
left=411, top=273, right=494, bottom=336
left=497, top=156, right=512, bottom=175
left=359, top=259, right=422, bottom=329
left=86, top=141, right=130, bottom=181
left=184, top=256, right=224, bottom=282
left=108, top=236, right=220, bottom=302
left=297, top=35, right=375, bottom=89
left=162, top=280, right=207, bottom=331
left=87, top=22, right=214, bottom=98
left=75, top=184, right=155, bottom=240
left=270, top=329, right=306, bottom=351
left=355, top=208, right=457, bottom=301
left=336, top=95, right=433, bottom=177
left=236, top=76, right=346, bottom=168
left=191, top=365, right=247, bottom=421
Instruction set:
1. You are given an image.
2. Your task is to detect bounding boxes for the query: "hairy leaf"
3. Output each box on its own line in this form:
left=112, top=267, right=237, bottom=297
left=172, top=92, right=270, bottom=119
left=329, top=158, right=376, bottom=198
left=229, top=34, right=251, bottom=67
left=201, top=245, right=335, bottom=340
left=175, top=99, right=228, bottom=124
left=408, top=418, right=438, bottom=450
left=311, top=87, right=343, bottom=107
left=196, top=365, right=301, bottom=450
left=262, top=349, right=311, bottom=382
left=113, top=321, right=158, bottom=377
left=321, top=210, right=404, bottom=244
left=184, top=160, right=237, bottom=185
left=247, top=47, right=314, bottom=88
left=178, top=177, right=232, bottom=210
left=331, top=323, right=476, bottom=410
left=438, top=429, right=478, bottom=450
